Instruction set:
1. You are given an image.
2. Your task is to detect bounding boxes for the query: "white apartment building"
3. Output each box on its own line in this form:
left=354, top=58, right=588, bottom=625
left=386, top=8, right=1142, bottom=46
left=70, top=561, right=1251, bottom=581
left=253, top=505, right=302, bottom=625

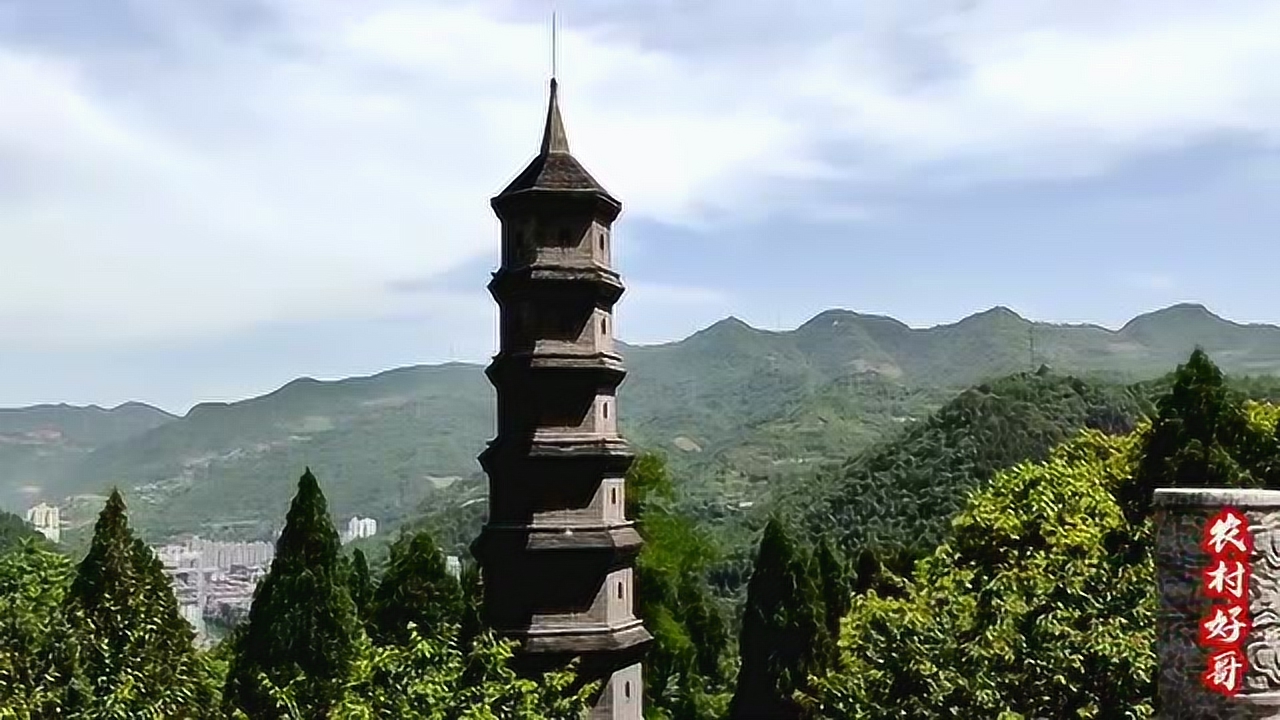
left=25, top=503, right=60, bottom=543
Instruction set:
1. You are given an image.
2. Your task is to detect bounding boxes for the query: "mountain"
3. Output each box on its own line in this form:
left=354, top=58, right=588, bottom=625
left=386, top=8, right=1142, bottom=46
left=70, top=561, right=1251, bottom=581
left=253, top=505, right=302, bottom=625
left=0, top=403, right=175, bottom=511
left=4, top=303, right=1280, bottom=542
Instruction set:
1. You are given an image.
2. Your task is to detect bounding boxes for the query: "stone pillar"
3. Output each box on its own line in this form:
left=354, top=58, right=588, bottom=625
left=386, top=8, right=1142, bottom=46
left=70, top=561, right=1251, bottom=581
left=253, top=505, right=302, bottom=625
left=1155, top=488, right=1280, bottom=718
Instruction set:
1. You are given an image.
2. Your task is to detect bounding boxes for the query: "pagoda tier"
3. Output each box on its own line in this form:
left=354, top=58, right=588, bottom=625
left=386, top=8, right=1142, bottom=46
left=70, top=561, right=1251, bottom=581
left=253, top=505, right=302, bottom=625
left=472, top=77, right=650, bottom=720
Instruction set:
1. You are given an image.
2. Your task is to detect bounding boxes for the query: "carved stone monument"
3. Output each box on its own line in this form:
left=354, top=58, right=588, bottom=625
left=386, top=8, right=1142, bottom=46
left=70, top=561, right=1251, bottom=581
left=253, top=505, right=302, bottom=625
left=1155, top=488, right=1280, bottom=718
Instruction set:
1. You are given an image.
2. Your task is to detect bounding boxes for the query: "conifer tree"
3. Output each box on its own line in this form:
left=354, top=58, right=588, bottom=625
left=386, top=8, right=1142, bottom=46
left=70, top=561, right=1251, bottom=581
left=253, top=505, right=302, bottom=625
left=348, top=548, right=374, bottom=620
left=64, top=489, right=214, bottom=717
left=852, top=547, right=880, bottom=595
left=814, top=538, right=850, bottom=665
left=730, top=517, right=825, bottom=720
left=1117, top=348, right=1268, bottom=526
left=223, top=468, right=359, bottom=719
left=367, top=528, right=464, bottom=646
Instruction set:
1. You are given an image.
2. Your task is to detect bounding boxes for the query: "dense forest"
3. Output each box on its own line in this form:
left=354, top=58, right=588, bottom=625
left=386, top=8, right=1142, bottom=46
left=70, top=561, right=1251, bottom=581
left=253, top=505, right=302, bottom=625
left=4, top=348, right=1280, bottom=718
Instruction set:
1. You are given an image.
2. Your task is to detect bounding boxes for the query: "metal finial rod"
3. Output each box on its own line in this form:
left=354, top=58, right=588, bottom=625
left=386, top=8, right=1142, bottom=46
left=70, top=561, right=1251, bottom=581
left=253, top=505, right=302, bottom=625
left=551, top=11, right=558, bottom=79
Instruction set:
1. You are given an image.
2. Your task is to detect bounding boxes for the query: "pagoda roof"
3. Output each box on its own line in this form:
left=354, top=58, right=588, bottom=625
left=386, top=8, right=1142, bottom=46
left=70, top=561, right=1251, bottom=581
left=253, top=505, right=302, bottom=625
left=494, top=79, right=617, bottom=202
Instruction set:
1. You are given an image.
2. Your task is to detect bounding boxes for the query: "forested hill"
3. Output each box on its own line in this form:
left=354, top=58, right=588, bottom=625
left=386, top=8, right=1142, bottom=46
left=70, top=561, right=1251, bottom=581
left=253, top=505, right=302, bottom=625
left=4, top=303, right=1280, bottom=541
left=780, top=372, right=1154, bottom=557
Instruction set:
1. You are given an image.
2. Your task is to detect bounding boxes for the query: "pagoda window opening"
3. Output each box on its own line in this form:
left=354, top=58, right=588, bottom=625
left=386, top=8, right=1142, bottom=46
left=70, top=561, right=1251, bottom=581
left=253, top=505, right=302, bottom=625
left=598, top=232, right=605, bottom=251
left=600, top=317, right=607, bottom=335
left=617, top=581, right=624, bottom=600
left=610, top=487, right=617, bottom=505
left=625, top=682, right=632, bottom=699
left=602, top=400, right=609, bottom=419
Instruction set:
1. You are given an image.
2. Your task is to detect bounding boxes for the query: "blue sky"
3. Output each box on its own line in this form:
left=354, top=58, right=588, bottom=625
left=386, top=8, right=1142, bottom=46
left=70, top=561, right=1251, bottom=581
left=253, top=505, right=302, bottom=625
left=1, top=0, right=1278, bottom=413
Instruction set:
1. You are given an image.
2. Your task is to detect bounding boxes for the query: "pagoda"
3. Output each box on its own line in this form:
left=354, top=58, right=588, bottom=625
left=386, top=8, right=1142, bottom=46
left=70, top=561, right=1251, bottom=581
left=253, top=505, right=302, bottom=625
left=471, top=78, right=651, bottom=719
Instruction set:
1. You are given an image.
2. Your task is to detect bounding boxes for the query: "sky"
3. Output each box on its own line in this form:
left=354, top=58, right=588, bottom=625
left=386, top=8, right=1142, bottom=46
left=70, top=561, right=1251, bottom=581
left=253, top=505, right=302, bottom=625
left=1, top=0, right=1278, bottom=413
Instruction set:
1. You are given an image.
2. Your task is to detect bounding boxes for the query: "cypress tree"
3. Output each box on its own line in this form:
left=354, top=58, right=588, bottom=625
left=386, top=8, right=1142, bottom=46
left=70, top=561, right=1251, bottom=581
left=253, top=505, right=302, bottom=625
left=348, top=548, right=374, bottom=620
left=223, top=468, right=359, bottom=719
left=65, top=489, right=212, bottom=717
left=814, top=538, right=850, bottom=665
left=368, top=528, right=464, bottom=646
left=852, top=548, right=880, bottom=595
left=730, top=517, right=825, bottom=720
left=1118, top=348, right=1266, bottom=526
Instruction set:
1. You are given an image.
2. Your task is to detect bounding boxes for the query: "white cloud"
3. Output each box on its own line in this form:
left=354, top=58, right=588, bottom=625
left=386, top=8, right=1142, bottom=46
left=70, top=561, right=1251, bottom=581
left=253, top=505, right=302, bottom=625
left=1, top=0, right=1277, bottom=352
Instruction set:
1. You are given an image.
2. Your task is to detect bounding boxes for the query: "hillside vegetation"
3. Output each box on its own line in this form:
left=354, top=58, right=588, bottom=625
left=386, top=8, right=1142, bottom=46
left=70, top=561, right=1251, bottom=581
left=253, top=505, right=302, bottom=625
left=6, top=303, right=1280, bottom=542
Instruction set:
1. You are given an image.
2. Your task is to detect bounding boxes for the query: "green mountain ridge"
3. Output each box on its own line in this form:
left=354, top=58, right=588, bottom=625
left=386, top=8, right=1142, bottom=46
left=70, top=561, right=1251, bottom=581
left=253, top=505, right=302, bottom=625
left=4, top=303, right=1280, bottom=542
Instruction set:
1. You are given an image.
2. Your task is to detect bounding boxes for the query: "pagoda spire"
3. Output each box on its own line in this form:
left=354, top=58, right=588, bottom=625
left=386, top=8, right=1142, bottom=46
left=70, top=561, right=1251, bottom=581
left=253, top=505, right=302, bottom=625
left=493, top=77, right=613, bottom=201
left=540, top=78, right=571, bottom=156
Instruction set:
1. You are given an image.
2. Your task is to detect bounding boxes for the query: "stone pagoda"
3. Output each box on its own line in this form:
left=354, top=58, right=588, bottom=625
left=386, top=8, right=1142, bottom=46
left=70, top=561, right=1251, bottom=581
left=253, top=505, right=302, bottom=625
left=471, top=77, right=651, bottom=719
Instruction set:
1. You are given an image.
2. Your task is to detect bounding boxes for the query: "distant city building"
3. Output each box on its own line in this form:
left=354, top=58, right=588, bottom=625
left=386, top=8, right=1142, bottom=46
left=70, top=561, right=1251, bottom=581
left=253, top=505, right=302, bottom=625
left=25, top=503, right=60, bottom=543
left=154, top=535, right=276, bottom=646
left=341, top=516, right=377, bottom=544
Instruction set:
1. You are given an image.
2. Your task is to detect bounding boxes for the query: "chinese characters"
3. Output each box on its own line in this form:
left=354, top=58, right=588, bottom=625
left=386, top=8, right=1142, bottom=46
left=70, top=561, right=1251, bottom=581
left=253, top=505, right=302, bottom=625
left=1200, top=508, right=1253, bottom=696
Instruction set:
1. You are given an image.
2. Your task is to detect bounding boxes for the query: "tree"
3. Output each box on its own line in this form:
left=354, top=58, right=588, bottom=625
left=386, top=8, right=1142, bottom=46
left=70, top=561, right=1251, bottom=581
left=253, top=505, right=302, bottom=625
left=367, top=529, right=464, bottom=646
left=851, top=548, right=879, bottom=595
left=805, top=430, right=1159, bottom=718
left=64, top=489, right=216, bottom=718
left=1118, top=348, right=1274, bottom=527
left=231, top=626, right=596, bottom=719
left=814, top=538, right=850, bottom=666
left=223, top=468, right=360, bottom=719
left=730, top=517, right=825, bottom=720
left=0, top=540, right=84, bottom=716
left=627, top=453, right=732, bottom=720
left=348, top=548, right=374, bottom=620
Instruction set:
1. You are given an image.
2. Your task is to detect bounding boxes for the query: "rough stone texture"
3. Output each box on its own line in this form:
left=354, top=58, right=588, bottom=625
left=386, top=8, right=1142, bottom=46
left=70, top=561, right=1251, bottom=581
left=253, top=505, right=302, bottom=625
left=1155, top=488, right=1280, bottom=718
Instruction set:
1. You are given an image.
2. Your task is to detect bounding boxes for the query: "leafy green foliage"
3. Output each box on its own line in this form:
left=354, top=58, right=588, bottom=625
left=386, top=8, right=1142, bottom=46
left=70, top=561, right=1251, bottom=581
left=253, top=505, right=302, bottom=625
left=223, top=469, right=360, bottom=719
left=367, top=529, right=464, bottom=646
left=730, top=517, right=825, bottom=719
left=227, top=626, right=593, bottom=720
left=0, top=541, right=84, bottom=716
left=806, top=430, right=1157, bottom=718
left=628, top=453, right=732, bottom=719
left=64, top=489, right=217, bottom=719
left=805, top=351, right=1280, bottom=718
